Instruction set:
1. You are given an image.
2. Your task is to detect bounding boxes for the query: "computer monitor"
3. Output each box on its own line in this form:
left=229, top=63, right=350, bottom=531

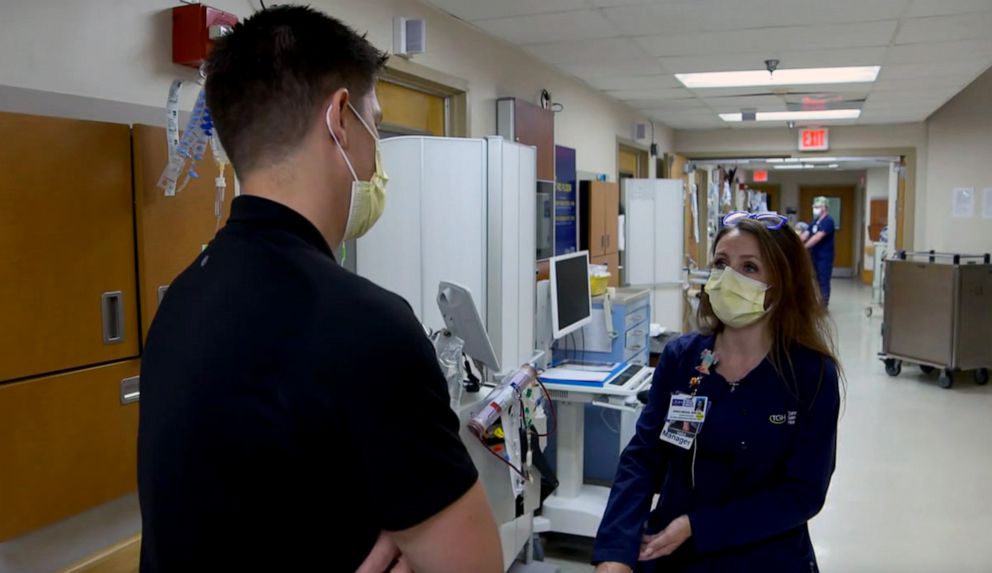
left=550, top=251, right=592, bottom=339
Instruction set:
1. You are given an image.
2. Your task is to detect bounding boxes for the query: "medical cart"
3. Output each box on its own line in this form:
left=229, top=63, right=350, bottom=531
left=879, top=251, right=992, bottom=389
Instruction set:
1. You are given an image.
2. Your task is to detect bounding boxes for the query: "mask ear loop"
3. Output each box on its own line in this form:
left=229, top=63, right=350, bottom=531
left=325, top=104, right=360, bottom=182
left=346, top=101, right=379, bottom=140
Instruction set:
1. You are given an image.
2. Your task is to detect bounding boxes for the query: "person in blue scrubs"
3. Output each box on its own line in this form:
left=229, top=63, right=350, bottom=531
left=802, top=197, right=836, bottom=306
left=593, top=212, right=841, bottom=573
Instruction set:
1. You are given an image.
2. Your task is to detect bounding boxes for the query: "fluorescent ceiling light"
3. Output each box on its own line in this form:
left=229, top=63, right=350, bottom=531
left=774, top=164, right=815, bottom=170
left=676, top=66, right=880, bottom=88
left=802, top=157, right=840, bottom=163
left=719, top=109, right=861, bottom=122
left=827, top=164, right=840, bottom=169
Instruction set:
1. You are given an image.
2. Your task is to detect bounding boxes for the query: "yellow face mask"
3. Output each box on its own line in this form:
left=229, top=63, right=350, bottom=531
left=705, top=267, right=770, bottom=328
left=325, top=102, right=389, bottom=243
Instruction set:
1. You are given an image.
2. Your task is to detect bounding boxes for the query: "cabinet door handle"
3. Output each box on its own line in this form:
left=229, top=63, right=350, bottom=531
left=102, top=291, right=124, bottom=344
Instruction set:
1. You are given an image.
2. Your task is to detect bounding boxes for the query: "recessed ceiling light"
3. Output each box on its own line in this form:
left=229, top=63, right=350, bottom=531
left=774, top=164, right=816, bottom=170
left=676, top=66, right=880, bottom=88
left=719, top=110, right=862, bottom=122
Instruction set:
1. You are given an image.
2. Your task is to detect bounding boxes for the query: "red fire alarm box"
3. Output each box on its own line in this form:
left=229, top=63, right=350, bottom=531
left=172, top=4, right=239, bottom=69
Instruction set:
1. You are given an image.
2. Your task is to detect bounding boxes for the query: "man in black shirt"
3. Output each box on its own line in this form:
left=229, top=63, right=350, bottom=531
left=137, top=6, right=502, bottom=572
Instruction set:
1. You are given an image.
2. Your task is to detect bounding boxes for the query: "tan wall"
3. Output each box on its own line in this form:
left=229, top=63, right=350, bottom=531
left=923, top=67, right=992, bottom=255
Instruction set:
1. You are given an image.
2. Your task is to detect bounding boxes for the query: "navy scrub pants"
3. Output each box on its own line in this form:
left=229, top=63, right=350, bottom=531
left=813, top=257, right=832, bottom=306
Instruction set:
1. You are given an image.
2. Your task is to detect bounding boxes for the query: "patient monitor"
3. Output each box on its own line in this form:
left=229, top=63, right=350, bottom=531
left=437, top=281, right=501, bottom=372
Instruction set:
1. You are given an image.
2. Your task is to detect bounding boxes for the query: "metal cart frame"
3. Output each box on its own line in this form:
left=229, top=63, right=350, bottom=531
left=879, top=251, right=992, bottom=389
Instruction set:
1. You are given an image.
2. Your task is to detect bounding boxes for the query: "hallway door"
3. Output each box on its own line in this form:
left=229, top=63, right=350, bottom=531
left=801, top=185, right=856, bottom=275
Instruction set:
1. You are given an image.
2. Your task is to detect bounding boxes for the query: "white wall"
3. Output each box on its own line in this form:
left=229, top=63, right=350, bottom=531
left=922, top=67, right=992, bottom=255
left=0, top=0, right=671, bottom=180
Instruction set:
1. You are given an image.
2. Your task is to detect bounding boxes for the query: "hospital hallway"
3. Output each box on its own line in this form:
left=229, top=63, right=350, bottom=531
left=548, top=278, right=992, bottom=573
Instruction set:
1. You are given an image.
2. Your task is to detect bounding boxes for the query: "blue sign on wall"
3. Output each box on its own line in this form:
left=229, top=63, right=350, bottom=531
left=555, top=145, right=578, bottom=256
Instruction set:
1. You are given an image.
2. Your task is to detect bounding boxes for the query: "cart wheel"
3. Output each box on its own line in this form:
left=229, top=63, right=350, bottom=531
left=920, top=365, right=935, bottom=375
left=976, top=369, right=989, bottom=386
left=938, top=369, right=954, bottom=389
left=865, top=306, right=873, bottom=317
left=884, top=359, right=902, bottom=377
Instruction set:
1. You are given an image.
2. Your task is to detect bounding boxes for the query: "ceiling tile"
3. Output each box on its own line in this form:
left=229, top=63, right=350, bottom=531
left=877, top=60, right=991, bottom=80
left=584, top=74, right=683, bottom=90
left=699, top=95, right=789, bottom=108
left=872, top=77, right=971, bottom=91
left=588, top=0, right=654, bottom=6
left=660, top=47, right=886, bottom=74
left=524, top=37, right=647, bottom=65
left=904, top=0, right=992, bottom=18
left=427, top=0, right=588, bottom=22
left=635, top=21, right=897, bottom=57
left=423, top=0, right=992, bottom=131
left=474, top=10, right=619, bottom=45
left=636, top=99, right=712, bottom=112
left=559, top=59, right=665, bottom=78
left=885, top=39, right=992, bottom=64
left=602, top=0, right=910, bottom=36
left=605, top=87, right=696, bottom=101
left=895, top=12, right=992, bottom=44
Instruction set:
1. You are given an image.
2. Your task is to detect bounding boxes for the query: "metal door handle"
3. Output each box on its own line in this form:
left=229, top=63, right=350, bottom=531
left=120, top=376, right=140, bottom=404
left=102, top=291, right=124, bottom=344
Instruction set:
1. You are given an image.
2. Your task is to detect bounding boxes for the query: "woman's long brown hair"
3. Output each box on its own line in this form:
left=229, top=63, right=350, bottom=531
left=698, top=219, right=843, bottom=401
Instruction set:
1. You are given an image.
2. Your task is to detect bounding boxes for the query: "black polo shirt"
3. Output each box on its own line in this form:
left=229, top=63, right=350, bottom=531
left=138, top=196, right=478, bottom=572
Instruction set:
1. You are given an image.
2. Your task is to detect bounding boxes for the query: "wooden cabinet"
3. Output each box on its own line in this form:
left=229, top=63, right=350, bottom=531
left=0, top=113, right=139, bottom=383
left=580, top=181, right=620, bottom=258
left=496, top=97, right=554, bottom=181
left=132, top=124, right=235, bottom=341
left=0, top=359, right=140, bottom=541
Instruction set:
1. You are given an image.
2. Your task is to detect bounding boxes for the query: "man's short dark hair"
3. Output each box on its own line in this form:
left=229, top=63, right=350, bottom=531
left=205, top=5, right=388, bottom=175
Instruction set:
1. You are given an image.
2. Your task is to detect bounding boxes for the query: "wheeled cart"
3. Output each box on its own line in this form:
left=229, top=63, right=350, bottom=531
left=879, top=251, right=992, bottom=389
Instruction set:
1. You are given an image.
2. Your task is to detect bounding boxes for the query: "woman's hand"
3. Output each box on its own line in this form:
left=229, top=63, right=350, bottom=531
left=639, top=515, right=692, bottom=561
left=594, top=562, right=633, bottom=573
left=354, top=532, right=414, bottom=573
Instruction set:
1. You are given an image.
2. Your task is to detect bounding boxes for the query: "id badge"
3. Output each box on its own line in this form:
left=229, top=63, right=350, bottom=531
left=667, top=393, right=708, bottom=423
left=660, top=394, right=710, bottom=450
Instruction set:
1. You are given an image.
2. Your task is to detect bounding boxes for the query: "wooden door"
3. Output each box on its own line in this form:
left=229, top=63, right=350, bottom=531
left=0, top=113, right=139, bottom=383
left=602, top=181, right=620, bottom=255
left=618, top=148, right=639, bottom=180
left=376, top=80, right=446, bottom=136
left=585, top=182, right=607, bottom=257
left=800, top=185, right=856, bottom=271
left=0, top=359, right=141, bottom=541
left=869, top=199, right=888, bottom=241
left=133, top=125, right=235, bottom=342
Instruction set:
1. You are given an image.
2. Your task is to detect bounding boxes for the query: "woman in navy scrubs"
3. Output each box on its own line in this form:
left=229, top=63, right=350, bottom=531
left=593, top=212, right=841, bottom=573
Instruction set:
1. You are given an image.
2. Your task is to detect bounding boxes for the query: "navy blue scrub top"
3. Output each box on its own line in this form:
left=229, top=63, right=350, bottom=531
left=593, top=333, right=840, bottom=573
left=809, top=214, right=836, bottom=264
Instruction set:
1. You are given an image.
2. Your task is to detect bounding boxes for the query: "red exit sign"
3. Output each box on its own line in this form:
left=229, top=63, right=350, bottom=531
left=753, top=170, right=768, bottom=182
left=799, top=128, right=829, bottom=151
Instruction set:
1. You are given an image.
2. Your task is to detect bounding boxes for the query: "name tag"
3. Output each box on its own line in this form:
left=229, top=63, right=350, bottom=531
left=660, top=394, right=710, bottom=450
